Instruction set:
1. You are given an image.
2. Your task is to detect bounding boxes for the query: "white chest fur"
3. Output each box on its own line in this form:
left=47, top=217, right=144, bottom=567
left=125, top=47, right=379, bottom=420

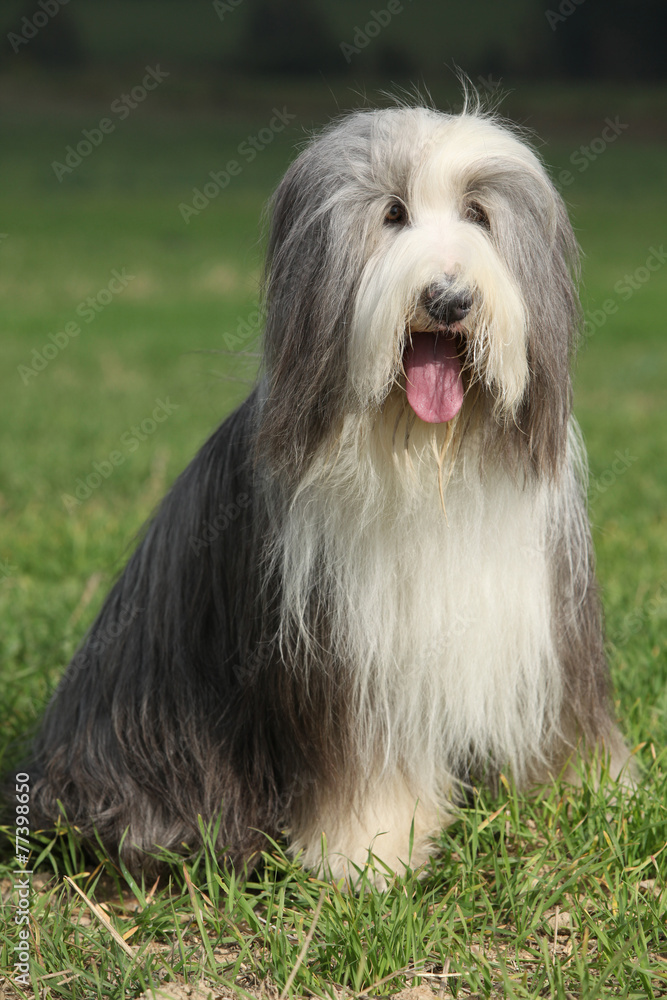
left=278, top=416, right=570, bottom=790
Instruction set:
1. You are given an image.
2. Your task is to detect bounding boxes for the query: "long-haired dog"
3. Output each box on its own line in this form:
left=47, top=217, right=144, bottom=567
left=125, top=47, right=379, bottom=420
left=29, top=103, right=634, bottom=884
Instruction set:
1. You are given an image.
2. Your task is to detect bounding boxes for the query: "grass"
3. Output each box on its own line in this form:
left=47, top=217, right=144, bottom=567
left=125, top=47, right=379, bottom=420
left=4, top=772, right=666, bottom=998
left=0, top=88, right=666, bottom=999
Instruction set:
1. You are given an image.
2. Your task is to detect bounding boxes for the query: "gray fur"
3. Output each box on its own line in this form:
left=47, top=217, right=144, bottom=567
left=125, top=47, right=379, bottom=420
left=17, top=105, right=629, bottom=878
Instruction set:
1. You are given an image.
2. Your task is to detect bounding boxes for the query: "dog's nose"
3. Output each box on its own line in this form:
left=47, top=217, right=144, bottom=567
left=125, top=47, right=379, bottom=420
left=424, top=283, right=472, bottom=325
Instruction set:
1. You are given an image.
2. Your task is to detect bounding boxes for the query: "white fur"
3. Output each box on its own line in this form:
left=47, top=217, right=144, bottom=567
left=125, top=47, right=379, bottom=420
left=266, top=107, right=629, bottom=882
left=277, top=411, right=591, bottom=880
left=280, top=414, right=577, bottom=784
left=289, top=767, right=448, bottom=886
left=347, top=113, right=552, bottom=415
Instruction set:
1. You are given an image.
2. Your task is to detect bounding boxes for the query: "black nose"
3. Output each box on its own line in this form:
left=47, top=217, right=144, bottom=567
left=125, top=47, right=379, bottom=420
left=424, top=283, right=472, bottom=325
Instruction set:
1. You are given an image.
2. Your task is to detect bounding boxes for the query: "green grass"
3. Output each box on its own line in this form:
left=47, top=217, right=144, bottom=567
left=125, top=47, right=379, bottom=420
left=0, top=92, right=666, bottom=999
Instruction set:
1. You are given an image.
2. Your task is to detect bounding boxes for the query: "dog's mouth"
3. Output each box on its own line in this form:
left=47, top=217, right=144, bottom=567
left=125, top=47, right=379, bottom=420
left=402, top=326, right=466, bottom=424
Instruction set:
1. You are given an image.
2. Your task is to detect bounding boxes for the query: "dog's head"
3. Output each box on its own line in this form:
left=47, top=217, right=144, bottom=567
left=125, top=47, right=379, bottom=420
left=258, top=106, right=581, bottom=483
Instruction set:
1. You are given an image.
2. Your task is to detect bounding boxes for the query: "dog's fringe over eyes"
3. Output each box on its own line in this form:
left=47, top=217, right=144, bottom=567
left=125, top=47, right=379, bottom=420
left=22, top=102, right=635, bottom=886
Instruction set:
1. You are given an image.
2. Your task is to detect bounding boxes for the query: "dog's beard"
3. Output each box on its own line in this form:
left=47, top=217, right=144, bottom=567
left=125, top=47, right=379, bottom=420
left=348, top=247, right=529, bottom=432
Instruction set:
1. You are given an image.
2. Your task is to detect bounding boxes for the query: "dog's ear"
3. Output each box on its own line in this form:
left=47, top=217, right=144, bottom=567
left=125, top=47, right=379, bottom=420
left=256, top=153, right=363, bottom=483
left=523, top=192, right=581, bottom=477
left=506, top=179, right=582, bottom=478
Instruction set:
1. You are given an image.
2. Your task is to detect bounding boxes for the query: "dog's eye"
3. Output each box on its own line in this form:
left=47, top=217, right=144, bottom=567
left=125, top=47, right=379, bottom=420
left=384, top=202, right=407, bottom=225
left=465, top=201, right=490, bottom=231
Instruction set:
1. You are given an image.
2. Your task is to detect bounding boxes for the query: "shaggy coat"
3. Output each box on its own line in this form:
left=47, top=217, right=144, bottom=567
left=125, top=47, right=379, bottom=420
left=28, top=106, right=631, bottom=881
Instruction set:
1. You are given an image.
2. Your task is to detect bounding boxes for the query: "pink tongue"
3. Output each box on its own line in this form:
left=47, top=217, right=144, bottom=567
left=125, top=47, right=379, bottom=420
left=404, top=332, right=464, bottom=423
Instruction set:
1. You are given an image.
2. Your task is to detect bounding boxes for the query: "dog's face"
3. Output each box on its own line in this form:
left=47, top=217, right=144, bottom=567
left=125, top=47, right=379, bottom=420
left=259, top=107, right=581, bottom=481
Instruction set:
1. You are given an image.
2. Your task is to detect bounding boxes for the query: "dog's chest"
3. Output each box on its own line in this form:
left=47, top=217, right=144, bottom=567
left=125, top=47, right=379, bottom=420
left=281, top=441, right=561, bottom=767
left=314, top=461, right=560, bottom=768
left=335, top=466, right=552, bottom=664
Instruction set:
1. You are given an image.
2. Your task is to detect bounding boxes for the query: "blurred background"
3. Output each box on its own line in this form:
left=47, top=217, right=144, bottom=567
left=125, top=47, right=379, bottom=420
left=0, top=1, right=665, bottom=749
